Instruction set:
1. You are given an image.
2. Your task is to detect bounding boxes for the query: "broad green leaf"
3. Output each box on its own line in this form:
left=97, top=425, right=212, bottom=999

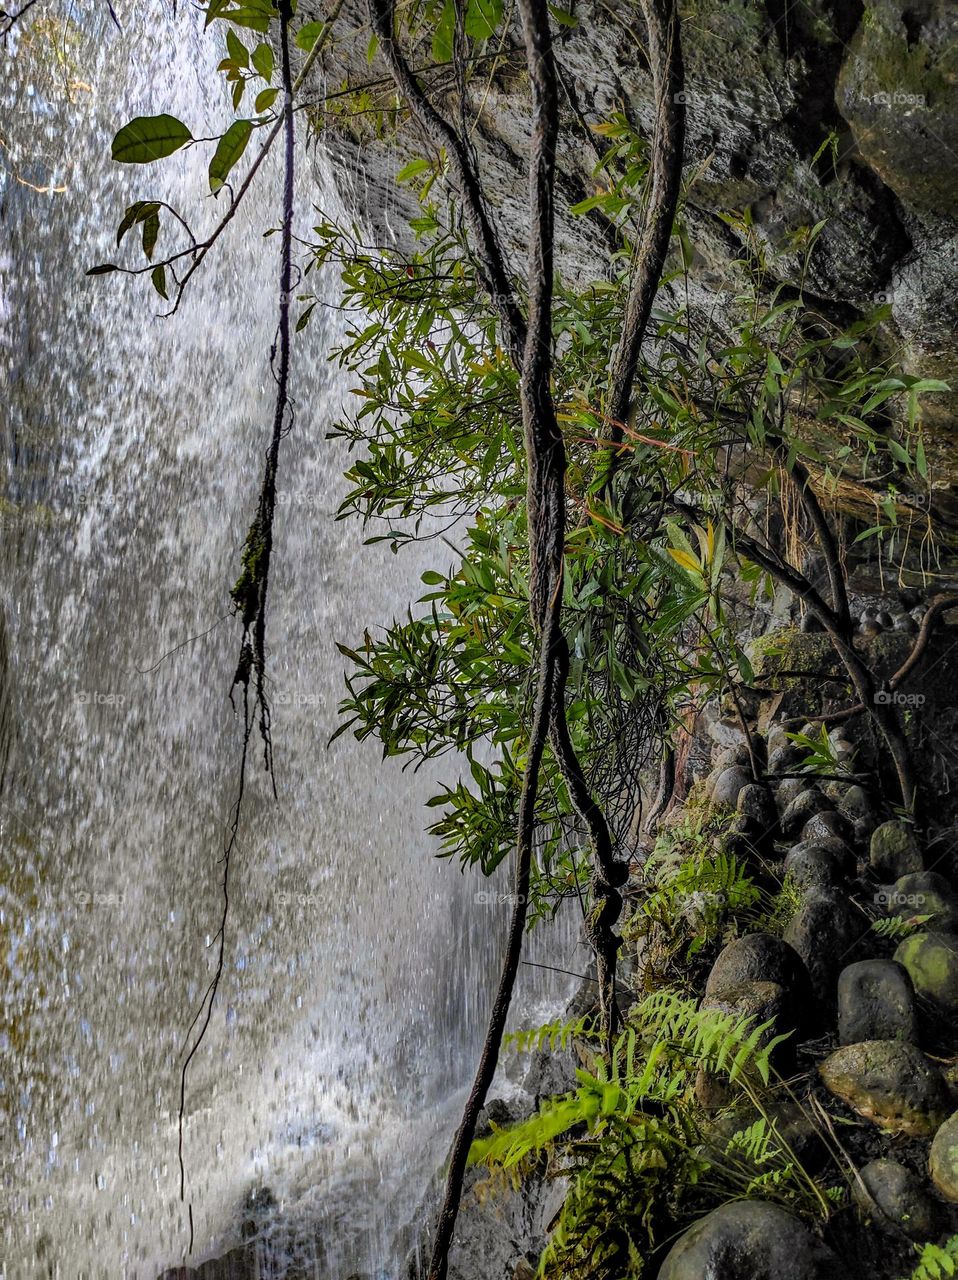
left=396, top=157, right=431, bottom=184
left=254, top=87, right=280, bottom=112
left=112, top=115, right=193, bottom=164
left=251, top=41, right=273, bottom=80
left=208, top=119, right=253, bottom=192
left=465, top=0, right=503, bottom=40
left=204, top=0, right=232, bottom=25
left=225, top=27, right=248, bottom=66
left=432, top=0, right=455, bottom=64
left=212, top=1, right=276, bottom=32
left=296, top=20, right=325, bottom=50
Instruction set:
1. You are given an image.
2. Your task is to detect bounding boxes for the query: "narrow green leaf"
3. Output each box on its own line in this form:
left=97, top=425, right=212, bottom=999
left=86, top=263, right=120, bottom=275
left=208, top=118, right=253, bottom=192
left=151, top=264, right=169, bottom=300
left=112, top=115, right=193, bottom=164
left=141, top=209, right=160, bottom=259
left=547, top=3, right=578, bottom=26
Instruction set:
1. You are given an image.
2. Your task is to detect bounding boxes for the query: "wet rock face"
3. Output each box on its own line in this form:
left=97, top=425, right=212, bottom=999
left=316, top=0, right=958, bottom=469
left=837, top=0, right=958, bottom=215
left=819, top=1040, right=951, bottom=1136
left=657, top=1200, right=844, bottom=1280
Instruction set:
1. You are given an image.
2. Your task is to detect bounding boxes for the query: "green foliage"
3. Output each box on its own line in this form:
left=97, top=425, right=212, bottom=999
left=906, top=1237, right=958, bottom=1280
left=784, top=724, right=847, bottom=775
left=111, top=114, right=193, bottom=164
left=871, top=913, right=931, bottom=941
left=471, top=991, right=810, bottom=1278
left=209, top=118, right=254, bottom=191
left=624, top=813, right=766, bottom=979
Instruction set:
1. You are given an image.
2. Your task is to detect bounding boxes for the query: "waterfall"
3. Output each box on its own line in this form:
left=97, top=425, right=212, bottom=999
left=1, top=5, right=578, bottom=1277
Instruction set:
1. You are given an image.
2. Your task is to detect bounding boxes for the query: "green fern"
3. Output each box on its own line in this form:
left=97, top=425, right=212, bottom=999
left=872, top=913, right=931, bottom=941
left=906, top=1236, right=958, bottom=1280
left=471, top=993, right=789, bottom=1175
left=504, top=1015, right=598, bottom=1055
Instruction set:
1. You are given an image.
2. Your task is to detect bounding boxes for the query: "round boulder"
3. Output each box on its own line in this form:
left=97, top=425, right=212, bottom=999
left=837, top=959, right=917, bottom=1046
left=871, top=821, right=923, bottom=880
left=837, top=784, right=878, bottom=836
left=780, top=789, right=830, bottom=839
left=701, top=980, right=795, bottom=1069
left=784, top=845, right=846, bottom=891
left=930, top=1112, right=958, bottom=1203
left=737, top=783, right=777, bottom=833
left=768, top=743, right=802, bottom=775
left=711, top=765, right=754, bottom=808
left=657, top=1200, right=843, bottom=1280
left=784, top=887, right=864, bottom=1012
left=801, top=809, right=854, bottom=846
left=706, top=933, right=810, bottom=999
left=854, top=1157, right=942, bottom=1241
left=775, top=776, right=807, bottom=813
left=819, top=1040, right=951, bottom=1136
left=895, top=932, right=958, bottom=1017
left=890, top=873, right=958, bottom=932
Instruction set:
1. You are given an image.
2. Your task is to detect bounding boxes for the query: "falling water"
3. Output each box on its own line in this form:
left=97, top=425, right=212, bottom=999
left=1, top=4, right=579, bottom=1278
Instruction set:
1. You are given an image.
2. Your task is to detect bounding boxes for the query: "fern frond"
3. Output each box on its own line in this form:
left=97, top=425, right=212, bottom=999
left=504, top=1015, right=598, bottom=1055
left=872, top=913, right=931, bottom=941
left=906, top=1236, right=958, bottom=1280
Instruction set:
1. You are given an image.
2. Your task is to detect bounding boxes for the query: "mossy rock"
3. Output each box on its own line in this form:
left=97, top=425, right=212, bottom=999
left=837, top=2, right=958, bottom=214
left=895, top=931, right=958, bottom=1015
left=819, top=1040, right=951, bottom=1136
left=747, top=628, right=843, bottom=685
